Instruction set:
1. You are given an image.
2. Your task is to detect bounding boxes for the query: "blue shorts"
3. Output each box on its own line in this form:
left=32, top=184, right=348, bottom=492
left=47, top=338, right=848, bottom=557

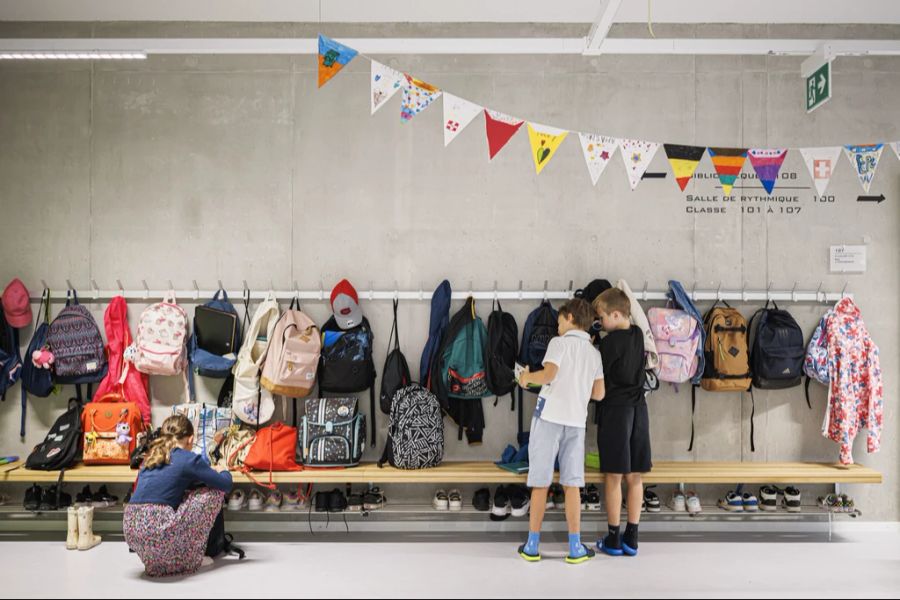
left=526, top=417, right=586, bottom=488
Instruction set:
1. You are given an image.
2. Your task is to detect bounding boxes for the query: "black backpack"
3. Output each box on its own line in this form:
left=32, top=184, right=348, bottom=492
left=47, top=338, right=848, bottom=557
left=319, top=316, right=377, bottom=447
left=206, top=508, right=245, bottom=560
left=484, top=300, right=518, bottom=409
left=749, top=302, right=805, bottom=389
left=0, top=304, right=22, bottom=403
left=515, top=301, right=558, bottom=444
left=378, top=384, right=444, bottom=470
left=25, top=399, right=82, bottom=471
left=574, top=279, right=611, bottom=343
left=380, top=299, right=411, bottom=415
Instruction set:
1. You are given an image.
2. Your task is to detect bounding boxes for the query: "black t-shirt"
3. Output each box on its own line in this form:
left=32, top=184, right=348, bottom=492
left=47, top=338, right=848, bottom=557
left=598, top=325, right=646, bottom=407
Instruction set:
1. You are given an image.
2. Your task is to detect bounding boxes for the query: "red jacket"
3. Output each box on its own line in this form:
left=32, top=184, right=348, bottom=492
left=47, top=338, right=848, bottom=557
left=95, top=296, right=151, bottom=425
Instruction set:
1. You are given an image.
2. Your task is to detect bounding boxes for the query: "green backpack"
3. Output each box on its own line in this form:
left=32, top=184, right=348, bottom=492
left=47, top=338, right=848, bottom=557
left=438, top=298, right=490, bottom=401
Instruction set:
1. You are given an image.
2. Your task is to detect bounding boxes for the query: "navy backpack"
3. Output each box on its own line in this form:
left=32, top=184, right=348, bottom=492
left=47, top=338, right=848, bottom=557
left=189, top=289, right=242, bottom=400
left=0, top=304, right=23, bottom=408
left=21, top=290, right=56, bottom=437
left=516, top=301, right=559, bottom=445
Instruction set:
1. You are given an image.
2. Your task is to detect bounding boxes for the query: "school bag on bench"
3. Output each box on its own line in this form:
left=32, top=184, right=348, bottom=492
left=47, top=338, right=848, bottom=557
left=378, top=384, right=444, bottom=470
left=25, top=398, right=82, bottom=471
left=484, top=299, right=518, bottom=411
left=171, top=402, right=234, bottom=461
left=95, top=296, right=151, bottom=426
left=298, top=397, right=366, bottom=468
left=47, top=290, right=108, bottom=400
left=80, top=391, right=145, bottom=465
left=380, top=299, right=411, bottom=415
left=188, top=289, right=242, bottom=400
left=208, top=425, right=256, bottom=471
left=261, top=297, right=321, bottom=399
left=514, top=300, right=558, bottom=445
left=241, top=421, right=301, bottom=489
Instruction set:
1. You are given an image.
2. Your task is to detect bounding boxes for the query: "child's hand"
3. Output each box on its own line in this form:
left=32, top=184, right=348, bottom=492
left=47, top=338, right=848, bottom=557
left=213, top=465, right=228, bottom=473
left=518, top=366, right=531, bottom=388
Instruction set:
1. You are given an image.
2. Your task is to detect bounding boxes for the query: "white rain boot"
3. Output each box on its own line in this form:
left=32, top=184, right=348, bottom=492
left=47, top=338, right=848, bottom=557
left=77, top=506, right=102, bottom=551
left=66, top=506, right=79, bottom=550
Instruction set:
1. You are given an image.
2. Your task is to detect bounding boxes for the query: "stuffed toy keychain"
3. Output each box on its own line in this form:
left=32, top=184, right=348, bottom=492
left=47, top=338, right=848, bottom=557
left=31, top=347, right=54, bottom=369
left=116, top=422, right=133, bottom=447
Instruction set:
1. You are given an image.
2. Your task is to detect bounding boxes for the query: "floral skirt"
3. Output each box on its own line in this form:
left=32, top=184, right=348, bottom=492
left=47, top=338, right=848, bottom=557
left=123, top=488, right=225, bottom=578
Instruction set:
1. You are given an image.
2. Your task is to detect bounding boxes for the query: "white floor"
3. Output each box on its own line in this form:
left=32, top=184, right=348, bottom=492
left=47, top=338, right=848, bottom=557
left=6, top=531, right=900, bottom=598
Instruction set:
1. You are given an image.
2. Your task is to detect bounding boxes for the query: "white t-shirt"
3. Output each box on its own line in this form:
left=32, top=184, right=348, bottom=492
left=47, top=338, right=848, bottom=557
left=535, top=330, right=605, bottom=428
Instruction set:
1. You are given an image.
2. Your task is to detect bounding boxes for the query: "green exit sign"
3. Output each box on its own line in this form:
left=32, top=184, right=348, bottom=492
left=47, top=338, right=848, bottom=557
left=806, top=61, right=831, bottom=113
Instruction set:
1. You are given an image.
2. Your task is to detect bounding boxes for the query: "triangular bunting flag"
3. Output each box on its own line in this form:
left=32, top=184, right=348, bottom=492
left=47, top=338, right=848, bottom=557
left=707, top=147, right=748, bottom=196
left=844, top=144, right=884, bottom=194
left=892, top=142, right=900, bottom=162
left=484, top=110, right=524, bottom=160
left=527, top=123, right=569, bottom=175
left=370, top=61, right=404, bottom=115
left=400, top=75, right=442, bottom=123
left=318, top=34, right=358, bottom=88
left=664, top=144, right=707, bottom=191
left=578, top=134, right=619, bottom=186
left=748, top=149, right=788, bottom=194
left=799, top=147, right=842, bottom=196
left=442, top=93, right=482, bottom=147
left=619, top=139, right=661, bottom=190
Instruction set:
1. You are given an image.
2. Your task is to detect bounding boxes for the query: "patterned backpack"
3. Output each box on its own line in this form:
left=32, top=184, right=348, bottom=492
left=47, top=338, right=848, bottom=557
left=47, top=290, right=107, bottom=384
left=132, top=292, right=189, bottom=376
left=804, top=310, right=833, bottom=407
left=298, top=397, right=366, bottom=468
left=648, top=307, right=700, bottom=384
left=378, top=384, right=444, bottom=470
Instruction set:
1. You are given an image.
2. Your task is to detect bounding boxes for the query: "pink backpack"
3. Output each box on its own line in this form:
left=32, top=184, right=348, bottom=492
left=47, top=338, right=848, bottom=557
left=132, top=292, right=189, bottom=376
left=648, top=307, right=700, bottom=383
left=261, top=300, right=321, bottom=398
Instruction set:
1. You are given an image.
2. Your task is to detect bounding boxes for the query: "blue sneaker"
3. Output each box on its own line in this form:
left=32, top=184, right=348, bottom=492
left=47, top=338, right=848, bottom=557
left=597, top=536, right=624, bottom=557
left=718, top=491, right=744, bottom=512
left=742, top=492, right=759, bottom=512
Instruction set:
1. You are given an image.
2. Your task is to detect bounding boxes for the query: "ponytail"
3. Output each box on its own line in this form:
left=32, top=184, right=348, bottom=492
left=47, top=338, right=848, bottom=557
left=142, top=414, right=193, bottom=470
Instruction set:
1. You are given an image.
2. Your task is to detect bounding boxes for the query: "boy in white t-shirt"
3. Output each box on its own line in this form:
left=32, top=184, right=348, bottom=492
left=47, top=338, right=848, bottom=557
left=517, top=298, right=605, bottom=564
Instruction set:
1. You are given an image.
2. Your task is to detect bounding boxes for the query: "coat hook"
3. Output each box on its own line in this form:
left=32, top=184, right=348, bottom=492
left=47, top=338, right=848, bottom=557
left=293, top=281, right=299, bottom=297
left=543, top=280, right=549, bottom=301
left=243, top=280, right=249, bottom=293
left=816, top=281, right=823, bottom=304
left=319, top=281, right=325, bottom=301
left=468, top=281, right=474, bottom=299
left=142, top=280, right=149, bottom=299
left=218, top=279, right=224, bottom=291
left=167, top=280, right=174, bottom=293
left=394, top=280, right=399, bottom=301
left=66, top=279, right=73, bottom=291
left=642, top=280, right=649, bottom=302
left=716, top=281, right=722, bottom=302
left=568, top=280, right=574, bottom=291
left=419, top=281, right=424, bottom=301
left=116, top=279, right=124, bottom=294
left=766, top=281, right=773, bottom=302
left=90, top=279, right=99, bottom=300
left=518, top=280, right=524, bottom=301
left=691, top=281, right=697, bottom=301
left=192, top=280, right=200, bottom=300
left=741, top=282, right=748, bottom=303
left=841, top=282, right=849, bottom=298
left=493, top=280, right=499, bottom=301
left=791, top=281, right=798, bottom=303
left=368, top=281, right=375, bottom=302
left=41, top=279, right=49, bottom=292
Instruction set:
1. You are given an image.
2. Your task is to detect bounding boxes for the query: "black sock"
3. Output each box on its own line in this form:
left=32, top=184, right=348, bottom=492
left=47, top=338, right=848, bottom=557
left=604, top=524, right=622, bottom=549
left=623, top=523, right=639, bottom=550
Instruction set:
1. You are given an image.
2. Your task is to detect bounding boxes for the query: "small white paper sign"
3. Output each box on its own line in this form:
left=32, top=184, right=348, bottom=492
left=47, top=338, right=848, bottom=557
left=830, top=245, right=867, bottom=273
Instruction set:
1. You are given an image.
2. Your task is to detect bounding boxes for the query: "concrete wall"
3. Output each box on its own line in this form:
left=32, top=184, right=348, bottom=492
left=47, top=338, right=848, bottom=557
left=0, top=23, right=898, bottom=519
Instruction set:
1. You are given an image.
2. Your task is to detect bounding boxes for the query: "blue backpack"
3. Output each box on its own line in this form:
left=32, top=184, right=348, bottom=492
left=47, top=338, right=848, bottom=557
left=21, top=290, right=56, bottom=437
left=189, top=289, right=242, bottom=400
left=516, top=300, right=559, bottom=445
left=667, top=280, right=705, bottom=385
left=0, top=303, right=23, bottom=410
left=421, top=280, right=452, bottom=387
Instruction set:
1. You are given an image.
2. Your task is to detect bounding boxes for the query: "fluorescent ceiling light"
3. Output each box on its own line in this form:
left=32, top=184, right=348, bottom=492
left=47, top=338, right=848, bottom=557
left=0, top=51, right=147, bottom=60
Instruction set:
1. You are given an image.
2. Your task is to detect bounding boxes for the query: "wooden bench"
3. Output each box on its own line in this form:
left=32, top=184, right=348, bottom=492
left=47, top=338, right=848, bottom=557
left=0, top=461, right=882, bottom=485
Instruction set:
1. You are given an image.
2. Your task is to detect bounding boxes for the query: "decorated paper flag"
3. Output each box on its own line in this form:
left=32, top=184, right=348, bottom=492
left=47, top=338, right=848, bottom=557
left=844, top=144, right=884, bottom=193
left=799, top=147, right=842, bottom=196
left=484, top=110, right=525, bottom=160
left=619, top=139, right=661, bottom=191
left=400, top=75, right=442, bottom=123
left=526, top=123, right=569, bottom=175
left=664, top=144, right=707, bottom=191
left=442, top=93, right=482, bottom=147
left=578, top=134, right=619, bottom=186
left=318, top=34, right=358, bottom=88
left=706, top=148, right=748, bottom=196
left=892, top=142, right=900, bottom=162
left=747, top=148, right=788, bottom=194
left=370, top=61, right=404, bottom=115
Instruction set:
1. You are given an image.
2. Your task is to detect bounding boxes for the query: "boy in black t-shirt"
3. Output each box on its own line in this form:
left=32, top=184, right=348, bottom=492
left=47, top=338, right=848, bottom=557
left=592, top=288, right=651, bottom=557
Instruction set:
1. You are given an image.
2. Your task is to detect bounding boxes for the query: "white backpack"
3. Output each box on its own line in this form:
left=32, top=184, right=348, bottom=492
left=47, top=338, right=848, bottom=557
left=260, top=300, right=321, bottom=398
left=232, top=294, right=280, bottom=425
left=132, top=292, right=189, bottom=376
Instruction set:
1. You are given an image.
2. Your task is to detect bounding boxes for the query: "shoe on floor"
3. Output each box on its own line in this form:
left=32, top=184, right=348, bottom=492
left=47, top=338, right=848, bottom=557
left=472, top=488, right=491, bottom=512
left=362, top=487, right=385, bottom=511
left=448, top=489, right=463, bottom=512
left=247, top=489, right=265, bottom=511
left=668, top=490, right=686, bottom=512
left=783, top=486, right=802, bottom=513
left=281, top=490, right=301, bottom=511
left=24, top=484, right=41, bottom=511
left=742, top=492, right=759, bottom=512
left=264, top=490, right=283, bottom=512
left=433, top=489, right=449, bottom=511
left=328, top=489, right=348, bottom=513
left=759, top=486, right=779, bottom=512
left=227, top=489, right=246, bottom=511
left=644, top=486, right=661, bottom=513
left=93, top=485, right=118, bottom=508
left=718, top=491, right=744, bottom=512
left=598, top=536, right=624, bottom=557
left=551, top=484, right=565, bottom=509
left=39, top=485, right=60, bottom=512
left=346, top=491, right=363, bottom=512
left=76, top=506, right=101, bottom=551
left=314, top=491, right=330, bottom=513
left=490, top=485, right=511, bottom=521
left=509, top=485, right=530, bottom=518
left=518, top=543, right=541, bottom=562
left=584, top=484, right=602, bottom=511
left=686, top=491, right=702, bottom=515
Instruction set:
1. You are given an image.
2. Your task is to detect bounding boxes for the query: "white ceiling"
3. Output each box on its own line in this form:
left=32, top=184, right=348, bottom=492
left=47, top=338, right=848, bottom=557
left=0, top=0, right=898, bottom=24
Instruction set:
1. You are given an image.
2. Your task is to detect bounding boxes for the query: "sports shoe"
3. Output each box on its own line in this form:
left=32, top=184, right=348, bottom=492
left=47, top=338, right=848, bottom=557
left=584, top=485, right=602, bottom=512
left=550, top=483, right=565, bottom=510
left=759, top=486, right=779, bottom=512
left=668, top=490, right=686, bottom=512
left=227, top=490, right=247, bottom=511
left=24, top=484, right=41, bottom=511
left=247, top=489, right=265, bottom=511
left=264, top=490, right=283, bottom=512
left=685, top=491, right=702, bottom=515
left=93, top=485, right=118, bottom=508
left=363, top=487, right=385, bottom=511
left=783, top=487, right=801, bottom=513
left=565, top=544, right=595, bottom=565
left=314, top=490, right=330, bottom=513
left=644, top=487, right=661, bottom=513
left=346, top=491, right=363, bottom=512
left=433, top=489, right=449, bottom=511
left=328, top=489, right=348, bottom=513
left=74, top=486, right=93, bottom=508
left=490, top=485, right=511, bottom=521
left=509, top=485, right=530, bottom=518
left=472, top=488, right=491, bottom=512
left=39, top=485, right=60, bottom=512
left=718, top=491, right=744, bottom=512
left=742, top=492, right=759, bottom=512
left=580, top=487, right=587, bottom=510
left=448, top=489, right=463, bottom=512
left=282, top=490, right=300, bottom=511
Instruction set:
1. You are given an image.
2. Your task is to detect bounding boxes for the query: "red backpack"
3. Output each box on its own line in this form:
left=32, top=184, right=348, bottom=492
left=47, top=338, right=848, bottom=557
left=242, top=422, right=302, bottom=489
left=95, top=296, right=151, bottom=425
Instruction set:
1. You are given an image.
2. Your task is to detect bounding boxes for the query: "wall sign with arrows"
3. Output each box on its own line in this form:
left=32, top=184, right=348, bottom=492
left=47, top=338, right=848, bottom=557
left=858, top=194, right=886, bottom=204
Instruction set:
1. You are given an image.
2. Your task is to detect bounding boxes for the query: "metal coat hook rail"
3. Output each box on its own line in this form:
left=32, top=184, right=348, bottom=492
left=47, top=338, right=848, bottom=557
left=26, top=282, right=854, bottom=304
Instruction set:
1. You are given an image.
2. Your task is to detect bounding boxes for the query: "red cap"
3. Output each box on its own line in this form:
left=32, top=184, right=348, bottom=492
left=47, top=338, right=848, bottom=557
left=2, top=278, right=32, bottom=328
left=330, top=279, right=359, bottom=306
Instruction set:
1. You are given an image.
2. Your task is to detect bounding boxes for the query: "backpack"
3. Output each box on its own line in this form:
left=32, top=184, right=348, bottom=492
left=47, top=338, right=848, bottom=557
left=172, top=402, right=234, bottom=460
left=189, top=290, right=241, bottom=390
left=514, top=300, right=558, bottom=444
left=208, top=426, right=256, bottom=471
left=205, top=508, right=245, bottom=560
left=318, top=316, right=376, bottom=447
left=667, top=280, right=706, bottom=384
left=0, top=304, right=22, bottom=405
left=80, top=391, right=145, bottom=465
left=421, top=280, right=451, bottom=390
left=232, top=294, right=280, bottom=426
left=132, top=292, right=189, bottom=376
left=648, top=307, right=700, bottom=384
left=483, top=299, right=518, bottom=408
left=242, top=421, right=302, bottom=489
left=261, top=298, right=321, bottom=399
left=21, top=291, right=54, bottom=437
left=47, top=290, right=107, bottom=385
left=378, top=384, right=444, bottom=470
left=298, top=397, right=367, bottom=468
left=95, top=296, right=151, bottom=426
left=130, top=427, right=161, bottom=469
left=804, top=310, right=833, bottom=409
left=749, top=302, right=805, bottom=390
left=380, top=299, right=411, bottom=415
left=700, top=304, right=751, bottom=392
left=25, top=399, right=82, bottom=470
left=441, top=298, right=490, bottom=401
left=574, top=279, right=611, bottom=342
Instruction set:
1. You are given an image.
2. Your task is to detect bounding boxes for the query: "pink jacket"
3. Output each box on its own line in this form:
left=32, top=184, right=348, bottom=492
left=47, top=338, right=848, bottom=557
left=95, top=296, right=151, bottom=425
left=822, top=298, right=883, bottom=465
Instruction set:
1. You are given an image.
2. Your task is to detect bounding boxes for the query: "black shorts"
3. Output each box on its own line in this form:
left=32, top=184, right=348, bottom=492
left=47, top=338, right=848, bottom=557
left=597, top=401, right=652, bottom=474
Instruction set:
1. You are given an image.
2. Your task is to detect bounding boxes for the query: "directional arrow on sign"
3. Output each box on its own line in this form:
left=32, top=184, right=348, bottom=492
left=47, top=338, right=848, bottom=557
left=818, top=74, right=826, bottom=93
left=857, top=194, right=886, bottom=203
